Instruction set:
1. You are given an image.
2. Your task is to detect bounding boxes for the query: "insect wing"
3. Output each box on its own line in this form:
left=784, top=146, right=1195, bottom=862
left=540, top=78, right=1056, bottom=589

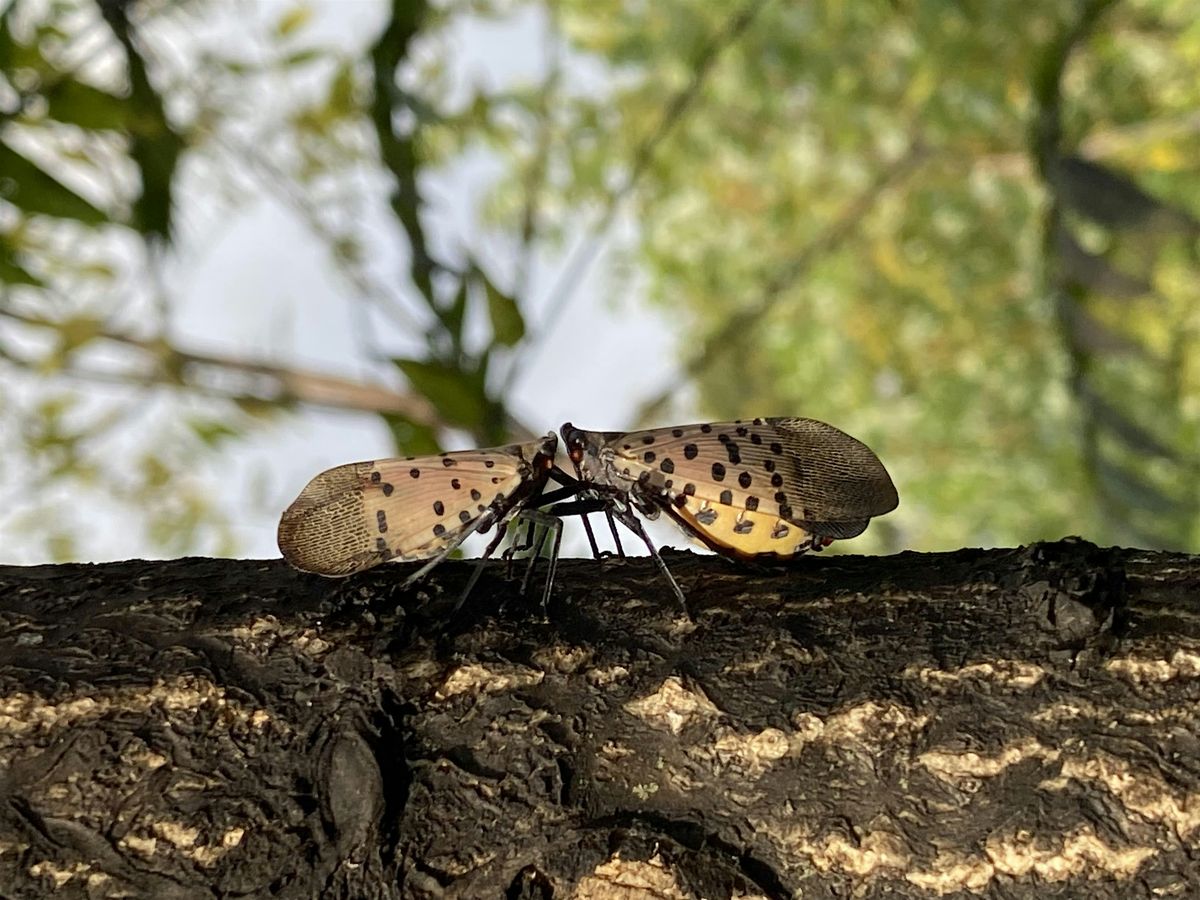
left=278, top=436, right=555, bottom=576
left=589, top=418, right=896, bottom=559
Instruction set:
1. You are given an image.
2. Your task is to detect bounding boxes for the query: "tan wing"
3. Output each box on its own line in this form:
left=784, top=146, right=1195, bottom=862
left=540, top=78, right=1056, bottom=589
left=278, top=437, right=552, bottom=577
left=608, top=418, right=897, bottom=530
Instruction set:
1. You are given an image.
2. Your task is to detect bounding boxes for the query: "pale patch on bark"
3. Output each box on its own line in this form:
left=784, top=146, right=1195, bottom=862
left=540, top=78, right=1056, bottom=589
left=625, top=677, right=719, bottom=735
left=434, top=662, right=544, bottom=700
left=531, top=644, right=593, bottom=673
left=0, top=676, right=278, bottom=748
left=1044, top=750, right=1200, bottom=838
left=1105, top=649, right=1200, bottom=683
left=906, top=659, right=1046, bottom=689
left=918, top=738, right=1059, bottom=781
left=571, top=853, right=686, bottom=900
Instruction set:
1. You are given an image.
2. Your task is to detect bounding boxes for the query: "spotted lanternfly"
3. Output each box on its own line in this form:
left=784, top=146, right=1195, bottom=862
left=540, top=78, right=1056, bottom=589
left=278, top=434, right=559, bottom=588
left=559, top=418, right=898, bottom=603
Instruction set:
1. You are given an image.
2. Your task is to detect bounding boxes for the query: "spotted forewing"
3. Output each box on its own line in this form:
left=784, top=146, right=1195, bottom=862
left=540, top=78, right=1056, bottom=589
left=562, top=418, right=897, bottom=560
left=278, top=434, right=558, bottom=576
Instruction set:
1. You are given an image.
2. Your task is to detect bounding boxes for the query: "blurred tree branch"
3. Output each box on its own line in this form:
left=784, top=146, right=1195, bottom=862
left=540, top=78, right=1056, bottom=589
left=0, top=307, right=446, bottom=423
left=1031, top=0, right=1198, bottom=548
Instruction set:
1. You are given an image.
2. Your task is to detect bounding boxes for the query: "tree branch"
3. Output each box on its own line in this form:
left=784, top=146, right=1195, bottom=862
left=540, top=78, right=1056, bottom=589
left=1, top=539, right=1196, bottom=897
left=1, top=308, right=443, bottom=422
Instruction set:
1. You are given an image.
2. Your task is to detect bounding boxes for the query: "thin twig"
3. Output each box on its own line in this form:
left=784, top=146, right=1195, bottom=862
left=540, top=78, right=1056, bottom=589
left=506, top=0, right=774, bottom=392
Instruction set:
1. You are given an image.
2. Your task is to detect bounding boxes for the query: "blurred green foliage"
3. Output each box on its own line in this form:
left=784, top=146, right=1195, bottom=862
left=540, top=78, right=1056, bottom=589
left=0, top=0, right=1196, bottom=559
left=543, top=0, right=1200, bottom=551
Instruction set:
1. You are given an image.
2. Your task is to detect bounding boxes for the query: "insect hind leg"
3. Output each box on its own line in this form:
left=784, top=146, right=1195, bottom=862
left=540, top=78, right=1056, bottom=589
left=544, top=495, right=688, bottom=615
left=503, top=508, right=565, bottom=618
left=453, top=520, right=511, bottom=614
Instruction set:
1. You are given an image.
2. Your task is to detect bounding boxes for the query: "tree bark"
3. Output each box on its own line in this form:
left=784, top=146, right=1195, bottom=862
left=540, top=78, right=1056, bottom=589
left=1, top=539, right=1197, bottom=899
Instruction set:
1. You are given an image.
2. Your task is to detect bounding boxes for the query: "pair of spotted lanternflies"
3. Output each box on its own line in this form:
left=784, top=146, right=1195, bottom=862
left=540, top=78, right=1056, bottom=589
left=277, top=418, right=899, bottom=605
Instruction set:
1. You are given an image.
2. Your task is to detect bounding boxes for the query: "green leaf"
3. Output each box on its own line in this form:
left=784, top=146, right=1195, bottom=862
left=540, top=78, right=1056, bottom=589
left=186, top=417, right=240, bottom=448
left=477, top=266, right=525, bottom=346
left=56, top=315, right=104, bottom=354
left=436, top=278, right=468, bottom=348
left=281, top=48, right=322, bottom=67
left=0, top=232, right=42, bottom=286
left=381, top=413, right=441, bottom=457
left=393, top=357, right=489, bottom=430
left=274, top=5, right=314, bottom=38
left=43, top=77, right=129, bottom=131
left=0, top=138, right=109, bottom=225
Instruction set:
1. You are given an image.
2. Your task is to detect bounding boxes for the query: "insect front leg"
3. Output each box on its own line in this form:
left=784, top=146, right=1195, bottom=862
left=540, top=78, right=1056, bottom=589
left=541, top=469, right=603, bottom=559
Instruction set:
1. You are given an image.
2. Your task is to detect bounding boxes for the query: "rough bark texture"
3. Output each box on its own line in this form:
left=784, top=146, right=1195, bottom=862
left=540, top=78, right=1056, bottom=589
left=0, top=539, right=1198, bottom=899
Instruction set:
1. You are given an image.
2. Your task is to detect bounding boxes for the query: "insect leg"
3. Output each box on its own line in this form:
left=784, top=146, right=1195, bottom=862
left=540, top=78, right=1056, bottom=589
left=543, top=496, right=687, bottom=612
left=519, top=515, right=552, bottom=596
left=540, top=470, right=603, bottom=558
left=604, top=509, right=625, bottom=558
left=540, top=513, right=564, bottom=616
left=608, top=506, right=688, bottom=613
left=400, top=510, right=496, bottom=592
left=454, top=520, right=510, bottom=612
left=493, top=508, right=564, bottom=615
